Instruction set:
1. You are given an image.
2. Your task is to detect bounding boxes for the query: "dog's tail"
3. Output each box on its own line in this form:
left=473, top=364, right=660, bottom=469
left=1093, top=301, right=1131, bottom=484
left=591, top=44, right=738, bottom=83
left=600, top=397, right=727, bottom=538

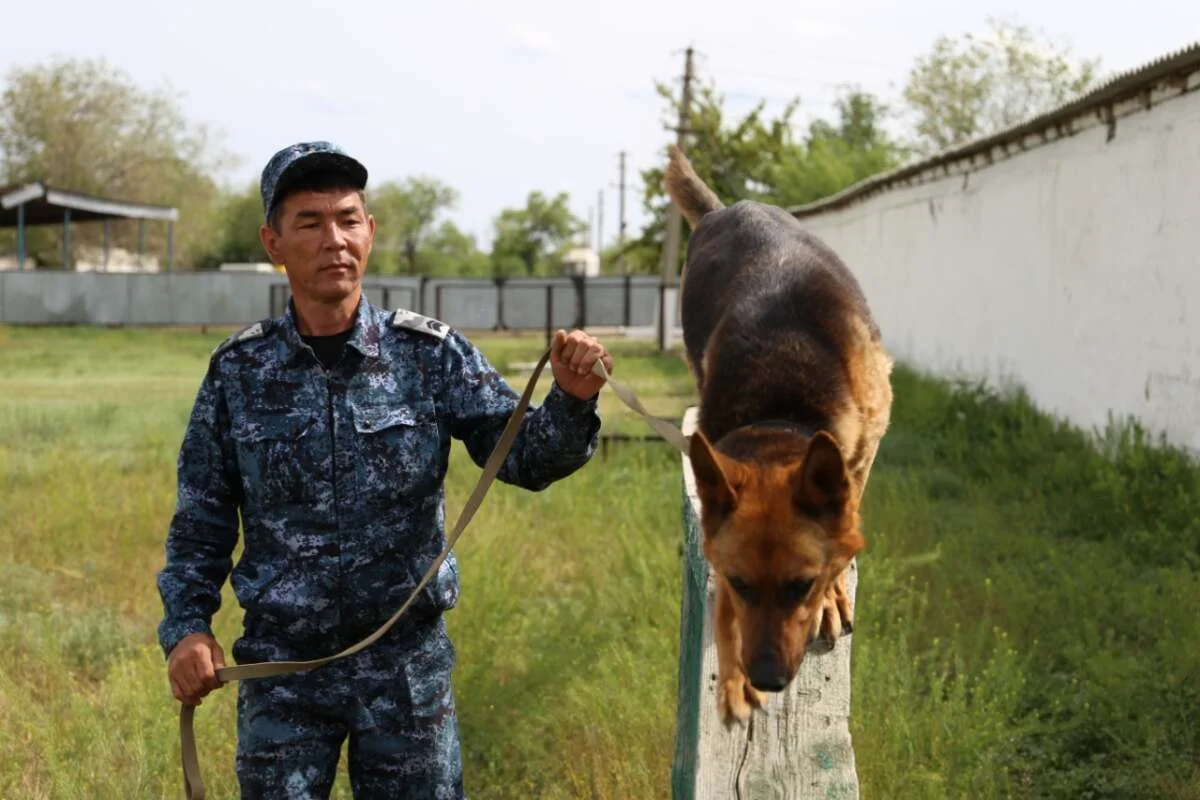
left=665, top=144, right=724, bottom=227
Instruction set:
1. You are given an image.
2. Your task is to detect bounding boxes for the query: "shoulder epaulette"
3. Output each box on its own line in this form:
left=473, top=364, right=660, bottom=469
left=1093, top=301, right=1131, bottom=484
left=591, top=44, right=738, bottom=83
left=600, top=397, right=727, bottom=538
left=211, top=320, right=270, bottom=358
left=390, top=309, right=450, bottom=341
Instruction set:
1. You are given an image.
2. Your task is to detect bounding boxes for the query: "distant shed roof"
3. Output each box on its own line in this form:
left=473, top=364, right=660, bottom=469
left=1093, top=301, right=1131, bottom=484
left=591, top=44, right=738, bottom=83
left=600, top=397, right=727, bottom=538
left=0, top=181, right=178, bottom=227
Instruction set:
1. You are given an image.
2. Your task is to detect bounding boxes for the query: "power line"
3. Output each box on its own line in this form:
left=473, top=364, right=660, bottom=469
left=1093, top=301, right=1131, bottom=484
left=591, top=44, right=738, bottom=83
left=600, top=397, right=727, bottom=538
left=597, top=188, right=604, bottom=255
left=618, top=151, right=627, bottom=275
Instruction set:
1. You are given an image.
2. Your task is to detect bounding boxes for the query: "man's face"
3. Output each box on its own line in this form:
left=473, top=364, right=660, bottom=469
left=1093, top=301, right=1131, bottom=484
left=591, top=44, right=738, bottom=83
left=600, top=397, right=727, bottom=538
left=260, top=187, right=375, bottom=304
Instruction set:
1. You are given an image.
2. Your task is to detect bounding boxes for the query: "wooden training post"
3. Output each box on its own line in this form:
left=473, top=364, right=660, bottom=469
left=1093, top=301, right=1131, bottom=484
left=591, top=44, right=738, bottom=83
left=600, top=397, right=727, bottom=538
left=672, top=407, right=861, bottom=799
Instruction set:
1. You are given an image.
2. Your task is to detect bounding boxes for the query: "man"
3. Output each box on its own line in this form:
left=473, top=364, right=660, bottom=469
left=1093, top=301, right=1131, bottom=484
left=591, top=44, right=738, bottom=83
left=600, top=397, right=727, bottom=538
left=156, top=141, right=613, bottom=799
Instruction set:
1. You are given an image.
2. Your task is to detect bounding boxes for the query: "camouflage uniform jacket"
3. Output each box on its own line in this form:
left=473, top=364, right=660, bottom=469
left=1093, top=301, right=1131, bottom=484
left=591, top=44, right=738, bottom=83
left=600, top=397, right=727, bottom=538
left=156, top=294, right=601, bottom=663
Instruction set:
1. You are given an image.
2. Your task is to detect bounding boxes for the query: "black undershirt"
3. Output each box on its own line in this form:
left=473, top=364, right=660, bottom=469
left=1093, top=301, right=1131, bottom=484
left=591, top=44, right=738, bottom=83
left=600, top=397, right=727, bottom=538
left=301, top=328, right=354, bottom=370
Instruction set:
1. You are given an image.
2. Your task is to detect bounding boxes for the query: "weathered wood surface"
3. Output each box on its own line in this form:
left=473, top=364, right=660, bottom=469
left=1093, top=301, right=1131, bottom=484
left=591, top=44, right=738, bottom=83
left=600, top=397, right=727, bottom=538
left=673, top=407, right=860, bottom=800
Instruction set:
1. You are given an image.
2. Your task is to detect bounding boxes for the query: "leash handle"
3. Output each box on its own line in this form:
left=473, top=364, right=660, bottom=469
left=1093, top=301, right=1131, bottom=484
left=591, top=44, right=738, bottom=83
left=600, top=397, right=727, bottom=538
left=179, top=346, right=688, bottom=799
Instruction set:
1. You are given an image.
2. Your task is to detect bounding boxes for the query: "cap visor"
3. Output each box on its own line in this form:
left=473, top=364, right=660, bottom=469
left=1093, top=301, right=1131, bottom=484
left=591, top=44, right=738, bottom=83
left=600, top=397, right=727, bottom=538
left=276, top=152, right=368, bottom=194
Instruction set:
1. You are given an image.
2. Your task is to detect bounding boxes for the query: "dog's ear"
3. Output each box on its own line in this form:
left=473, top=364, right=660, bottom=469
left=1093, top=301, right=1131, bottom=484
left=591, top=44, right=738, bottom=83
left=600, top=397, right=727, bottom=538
left=792, top=431, right=850, bottom=517
left=689, top=431, right=738, bottom=518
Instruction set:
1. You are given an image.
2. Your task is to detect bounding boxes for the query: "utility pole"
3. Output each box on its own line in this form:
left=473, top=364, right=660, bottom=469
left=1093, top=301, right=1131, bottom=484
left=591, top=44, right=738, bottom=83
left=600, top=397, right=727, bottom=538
left=597, top=189, right=604, bottom=259
left=659, top=45, right=695, bottom=351
left=617, top=151, right=628, bottom=276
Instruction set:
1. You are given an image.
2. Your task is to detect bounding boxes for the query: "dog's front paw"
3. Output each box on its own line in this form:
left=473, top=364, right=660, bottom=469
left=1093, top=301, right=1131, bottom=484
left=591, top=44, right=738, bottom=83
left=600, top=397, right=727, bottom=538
left=717, top=670, right=766, bottom=726
left=810, top=572, right=854, bottom=644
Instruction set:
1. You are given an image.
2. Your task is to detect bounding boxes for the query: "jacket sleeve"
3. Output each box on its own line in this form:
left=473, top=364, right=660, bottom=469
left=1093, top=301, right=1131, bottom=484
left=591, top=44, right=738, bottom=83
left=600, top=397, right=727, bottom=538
left=156, top=361, right=243, bottom=658
left=440, top=331, right=601, bottom=491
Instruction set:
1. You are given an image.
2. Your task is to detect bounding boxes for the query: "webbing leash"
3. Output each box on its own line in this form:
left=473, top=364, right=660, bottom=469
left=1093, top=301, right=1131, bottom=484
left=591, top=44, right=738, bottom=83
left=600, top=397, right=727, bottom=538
left=179, top=347, right=690, bottom=799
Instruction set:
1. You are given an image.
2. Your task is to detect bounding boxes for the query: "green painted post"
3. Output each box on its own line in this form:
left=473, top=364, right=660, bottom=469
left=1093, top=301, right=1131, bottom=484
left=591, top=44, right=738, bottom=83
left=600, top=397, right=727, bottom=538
left=670, top=438, right=708, bottom=799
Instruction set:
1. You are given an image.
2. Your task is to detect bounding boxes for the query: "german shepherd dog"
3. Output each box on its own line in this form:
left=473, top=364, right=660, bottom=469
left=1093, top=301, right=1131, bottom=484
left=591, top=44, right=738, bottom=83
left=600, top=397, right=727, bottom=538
left=666, top=145, right=893, bottom=725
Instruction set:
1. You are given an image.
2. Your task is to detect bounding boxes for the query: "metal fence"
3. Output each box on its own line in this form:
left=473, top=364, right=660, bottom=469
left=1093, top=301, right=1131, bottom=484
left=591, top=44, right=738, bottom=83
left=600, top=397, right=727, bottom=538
left=0, top=271, right=670, bottom=334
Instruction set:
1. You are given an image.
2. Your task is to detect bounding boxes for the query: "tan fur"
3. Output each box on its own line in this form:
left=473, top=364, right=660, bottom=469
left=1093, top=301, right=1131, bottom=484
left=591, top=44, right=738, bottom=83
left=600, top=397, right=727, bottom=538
left=665, top=144, right=724, bottom=227
left=829, top=317, right=894, bottom=504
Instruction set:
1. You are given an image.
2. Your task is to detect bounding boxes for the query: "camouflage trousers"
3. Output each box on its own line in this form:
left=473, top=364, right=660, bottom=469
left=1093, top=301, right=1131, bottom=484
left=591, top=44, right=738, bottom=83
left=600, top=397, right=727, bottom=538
left=235, top=617, right=464, bottom=799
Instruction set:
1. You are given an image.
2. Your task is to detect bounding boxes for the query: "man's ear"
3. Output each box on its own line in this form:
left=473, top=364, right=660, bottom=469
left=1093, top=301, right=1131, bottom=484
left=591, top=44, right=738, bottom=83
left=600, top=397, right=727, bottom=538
left=689, top=431, right=738, bottom=519
left=362, top=213, right=377, bottom=262
left=260, top=223, right=283, bottom=265
left=792, top=431, right=850, bottom=516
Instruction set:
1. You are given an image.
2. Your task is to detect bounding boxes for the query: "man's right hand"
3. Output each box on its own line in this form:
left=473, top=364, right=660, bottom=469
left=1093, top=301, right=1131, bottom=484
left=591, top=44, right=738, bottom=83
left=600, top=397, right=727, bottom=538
left=167, top=632, right=227, bottom=706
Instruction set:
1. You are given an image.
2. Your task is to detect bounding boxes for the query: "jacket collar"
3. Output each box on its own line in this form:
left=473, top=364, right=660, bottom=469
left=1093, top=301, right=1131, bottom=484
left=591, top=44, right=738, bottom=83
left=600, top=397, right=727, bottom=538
left=278, top=290, right=383, bottom=365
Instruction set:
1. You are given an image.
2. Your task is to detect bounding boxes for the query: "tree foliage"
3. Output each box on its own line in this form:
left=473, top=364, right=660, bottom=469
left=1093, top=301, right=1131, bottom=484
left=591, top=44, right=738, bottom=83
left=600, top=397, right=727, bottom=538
left=902, top=17, right=1101, bottom=154
left=632, top=76, right=905, bottom=274
left=418, top=221, right=491, bottom=277
left=0, top=56, right=236, bottom=268
left=490, top=191, right=585, bottom=277
left=207, top=181, right=265, bottom=266
left=368, top=177, right=460, bottom=275
left=772, top=90, right=910, bottom=206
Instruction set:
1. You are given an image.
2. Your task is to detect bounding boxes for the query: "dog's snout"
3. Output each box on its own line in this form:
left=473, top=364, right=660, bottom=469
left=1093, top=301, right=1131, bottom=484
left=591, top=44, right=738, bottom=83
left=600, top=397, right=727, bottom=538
left=747, top=655, right=789, bottom=693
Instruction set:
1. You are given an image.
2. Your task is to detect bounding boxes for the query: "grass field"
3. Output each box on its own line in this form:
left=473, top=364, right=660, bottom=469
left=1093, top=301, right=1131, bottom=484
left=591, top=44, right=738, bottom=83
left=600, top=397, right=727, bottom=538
left=2, top=323, right=1198, bottom=799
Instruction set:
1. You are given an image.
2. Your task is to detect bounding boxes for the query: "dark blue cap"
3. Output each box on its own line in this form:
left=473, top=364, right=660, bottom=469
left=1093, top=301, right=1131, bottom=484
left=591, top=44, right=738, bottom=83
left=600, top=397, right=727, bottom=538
left=259, top=141, right=369, bottom=220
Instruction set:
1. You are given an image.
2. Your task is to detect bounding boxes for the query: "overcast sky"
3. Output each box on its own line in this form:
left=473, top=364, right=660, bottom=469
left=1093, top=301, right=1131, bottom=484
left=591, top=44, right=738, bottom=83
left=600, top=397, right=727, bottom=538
left=4, top=1, right=1198, bottom=251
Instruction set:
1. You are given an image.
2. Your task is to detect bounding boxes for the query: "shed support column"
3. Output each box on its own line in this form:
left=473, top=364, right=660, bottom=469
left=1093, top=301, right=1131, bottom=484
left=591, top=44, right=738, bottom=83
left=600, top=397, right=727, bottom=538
left=17, top=203, right=26, bottom=270
left=63, top=209, right=72, bottom=270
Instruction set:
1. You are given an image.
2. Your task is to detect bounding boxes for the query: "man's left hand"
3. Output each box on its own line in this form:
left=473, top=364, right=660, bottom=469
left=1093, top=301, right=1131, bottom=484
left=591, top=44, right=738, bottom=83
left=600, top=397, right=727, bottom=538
left=550, top=329, right=614, bottom=401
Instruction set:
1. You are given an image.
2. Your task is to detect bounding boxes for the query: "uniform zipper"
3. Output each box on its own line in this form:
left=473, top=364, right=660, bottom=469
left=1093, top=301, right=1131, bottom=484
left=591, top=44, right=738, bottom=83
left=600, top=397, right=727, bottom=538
left=324, top=371, right=344, bottom=648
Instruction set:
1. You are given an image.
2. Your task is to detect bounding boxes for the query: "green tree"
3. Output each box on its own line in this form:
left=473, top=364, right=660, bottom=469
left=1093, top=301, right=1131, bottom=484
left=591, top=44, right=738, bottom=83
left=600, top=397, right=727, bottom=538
left=635, top=74, right=905, bottom=273
left=0, top=56, right=236, bottom=268
left=771, top=89, right=908, bottom=207
left=599, top=239, right=660, bottom=276
left=420, top=221, right=490, bottom=277
left=206, top=181, right=267, bottom=267
left=367, top=177, right=459, bottom=275
left=636, top=78, right=796, bottom=259
left=902, top=17, right=1101, bottom=154
left=489, top=191, right=585, bottom=277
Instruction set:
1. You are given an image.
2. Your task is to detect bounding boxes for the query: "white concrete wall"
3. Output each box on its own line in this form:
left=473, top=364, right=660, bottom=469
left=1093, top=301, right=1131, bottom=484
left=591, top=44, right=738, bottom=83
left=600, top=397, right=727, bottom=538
left=796, top=86, right=1200, bottom=455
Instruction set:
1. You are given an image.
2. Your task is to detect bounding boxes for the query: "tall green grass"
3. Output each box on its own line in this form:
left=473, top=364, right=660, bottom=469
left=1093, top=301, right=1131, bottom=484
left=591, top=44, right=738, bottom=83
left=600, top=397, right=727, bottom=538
left=852, top=368, right=1200, bottom=799
left=1, top=324, right=1198, bottom=798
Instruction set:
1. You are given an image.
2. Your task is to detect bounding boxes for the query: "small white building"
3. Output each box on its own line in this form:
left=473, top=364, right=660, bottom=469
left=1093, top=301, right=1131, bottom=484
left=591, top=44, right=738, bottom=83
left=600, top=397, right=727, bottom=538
left=75, top=246, right=160, bottom=273
left=0, top=255, right=36, bottom=271
left=219, top=262, right=280, bottom=274
left=561, top=247, right=600, bottom=277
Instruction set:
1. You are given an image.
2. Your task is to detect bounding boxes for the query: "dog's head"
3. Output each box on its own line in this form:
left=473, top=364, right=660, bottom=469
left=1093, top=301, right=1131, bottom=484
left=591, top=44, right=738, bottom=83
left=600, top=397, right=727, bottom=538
left=689, top=428, right=864, bottom=692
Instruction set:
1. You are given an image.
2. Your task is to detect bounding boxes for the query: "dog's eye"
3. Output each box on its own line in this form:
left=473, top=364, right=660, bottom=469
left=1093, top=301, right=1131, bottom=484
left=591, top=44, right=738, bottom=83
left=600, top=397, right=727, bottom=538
left=727, top=576, right=758, bottom=604
left=779, top=578, right=815, bottom=607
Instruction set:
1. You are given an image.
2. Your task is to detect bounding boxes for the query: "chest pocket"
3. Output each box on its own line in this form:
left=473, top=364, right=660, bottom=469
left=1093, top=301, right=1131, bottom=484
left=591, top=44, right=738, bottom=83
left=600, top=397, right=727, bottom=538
left=231, top=412, right=321, bottom=511
left=351, top=400, right=443, bottom=506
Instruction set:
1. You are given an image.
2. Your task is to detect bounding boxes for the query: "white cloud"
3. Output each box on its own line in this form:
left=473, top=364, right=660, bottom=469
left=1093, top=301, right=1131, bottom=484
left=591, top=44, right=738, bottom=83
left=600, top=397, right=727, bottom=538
left=508, top=24, right=561, bottom=57
left=787, top=18, right=855, bottom=39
